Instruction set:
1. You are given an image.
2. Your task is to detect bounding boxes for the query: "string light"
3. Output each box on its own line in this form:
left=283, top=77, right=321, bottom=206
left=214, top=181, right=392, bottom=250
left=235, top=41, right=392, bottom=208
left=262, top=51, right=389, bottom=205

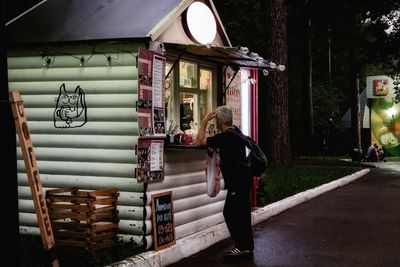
left=238, top=46, right=285, bottom=73
left=42, top=57, right=51, bottom=68
left=277, top=65, right=286, bottom=71
left=249, top=52, right=259, bottom=59
left=79, top=57, right=85, bottom=67
left=268, top=62, right=277, bottom=69
left=106, top=55, right=112, bottom=66
left=240, top=46, right=249, bottom=54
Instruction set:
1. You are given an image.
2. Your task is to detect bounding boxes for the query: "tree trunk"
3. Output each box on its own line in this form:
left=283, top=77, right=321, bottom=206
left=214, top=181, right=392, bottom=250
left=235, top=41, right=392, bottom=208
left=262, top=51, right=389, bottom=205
left=304, top=0, right=314, bottom=137
left=351, top=74, right=362, bottom=151
left=265, top=0, right=292, bottom=166
left=0, top=2, right=19, bottom=265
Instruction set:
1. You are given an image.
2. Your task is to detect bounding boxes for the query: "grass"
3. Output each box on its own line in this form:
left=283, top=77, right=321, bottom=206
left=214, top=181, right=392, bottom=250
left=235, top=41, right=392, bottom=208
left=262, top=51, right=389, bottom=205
left=257, top=157, right=365, bottom=206
left=19, top=235, right=142, bottom=267
left=20, top=157, right=366, bottom=266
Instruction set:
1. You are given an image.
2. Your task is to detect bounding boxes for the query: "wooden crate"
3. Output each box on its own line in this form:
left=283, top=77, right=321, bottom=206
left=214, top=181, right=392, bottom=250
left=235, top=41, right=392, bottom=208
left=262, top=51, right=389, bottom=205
left=46, top=187, right=119, bottom=264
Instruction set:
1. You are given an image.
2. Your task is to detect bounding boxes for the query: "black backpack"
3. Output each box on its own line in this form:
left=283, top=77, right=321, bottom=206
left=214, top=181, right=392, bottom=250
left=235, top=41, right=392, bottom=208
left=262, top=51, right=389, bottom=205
left=230, top=129, right=268, bottom=177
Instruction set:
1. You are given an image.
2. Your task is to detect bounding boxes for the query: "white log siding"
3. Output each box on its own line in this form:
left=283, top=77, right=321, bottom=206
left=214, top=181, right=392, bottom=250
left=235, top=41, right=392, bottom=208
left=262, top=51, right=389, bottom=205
left=8, top=46, right=149, bottom=248
left=9, top=45, right=227, bottom=251
left=146, top=149, right=226, bottom=247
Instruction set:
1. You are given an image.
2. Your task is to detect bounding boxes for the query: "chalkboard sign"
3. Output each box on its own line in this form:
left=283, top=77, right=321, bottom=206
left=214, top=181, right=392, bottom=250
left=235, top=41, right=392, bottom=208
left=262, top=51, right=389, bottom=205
left=151, top=191, right=175, bottom=251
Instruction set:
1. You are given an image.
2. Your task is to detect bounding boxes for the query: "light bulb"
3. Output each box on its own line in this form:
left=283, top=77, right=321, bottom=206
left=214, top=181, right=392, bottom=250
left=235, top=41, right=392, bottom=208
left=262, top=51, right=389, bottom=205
left=250, top=52, right=259, bottom=59
left=106, top=56, right=111, bottom=66
left=159, top=43, right=166, bottom=55
left=240, top=47, right=249, bottom=54
left=262, top=69, right=269, bottom=76
left=80, top=57, right=85, bottom=67
left=277, top=65, right=286, bottom=71
left=257, top=57, right=264, bottom=64
left=269, top=62, right=277, bottom=69
left=42, top=57, right=51, bottom=68
left=249, top=77, right=256, bottom=85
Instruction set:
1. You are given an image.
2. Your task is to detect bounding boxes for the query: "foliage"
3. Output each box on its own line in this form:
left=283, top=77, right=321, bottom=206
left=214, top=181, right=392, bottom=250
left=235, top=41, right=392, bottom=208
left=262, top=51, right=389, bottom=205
left=19, top=234, right=143, bottom=267
left=213, top=0, right=265, bottom=51
left=393, top=75, right=400, bottom=103
left=257, top=158, right=364, bottom=206
left=312, top=83, right=343, bottom=131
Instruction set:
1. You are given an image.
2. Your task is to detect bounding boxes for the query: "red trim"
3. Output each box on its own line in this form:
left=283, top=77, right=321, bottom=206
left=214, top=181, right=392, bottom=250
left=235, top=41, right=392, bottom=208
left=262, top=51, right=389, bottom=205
left=251, top=69, right=258, bottom=142
left=250, top=69, right=259, bottom=208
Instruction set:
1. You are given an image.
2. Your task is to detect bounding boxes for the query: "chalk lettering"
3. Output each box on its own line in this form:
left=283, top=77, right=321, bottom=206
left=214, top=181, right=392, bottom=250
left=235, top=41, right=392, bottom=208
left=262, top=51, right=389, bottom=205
left=163, top=213, right=172, bottom=221
left=156, top=199, right=171, bottom=212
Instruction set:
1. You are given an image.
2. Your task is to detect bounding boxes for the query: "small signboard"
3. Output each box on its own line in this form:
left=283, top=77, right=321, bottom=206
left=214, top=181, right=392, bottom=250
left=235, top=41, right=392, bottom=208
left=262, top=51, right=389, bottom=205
left=151, top=191, right=175, bottom=251
left=373, top=79, right=389, bottom=96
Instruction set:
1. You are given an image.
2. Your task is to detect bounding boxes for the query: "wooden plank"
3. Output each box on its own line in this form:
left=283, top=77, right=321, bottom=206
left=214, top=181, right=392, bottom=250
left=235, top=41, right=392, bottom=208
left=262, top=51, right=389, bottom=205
left=10, top=91, right=60, bottom=267
left=46, top=187, right=79, bottom=195
left=45, top=185, right=119, bottom=263
left=47, top=203, right=90, bottom=212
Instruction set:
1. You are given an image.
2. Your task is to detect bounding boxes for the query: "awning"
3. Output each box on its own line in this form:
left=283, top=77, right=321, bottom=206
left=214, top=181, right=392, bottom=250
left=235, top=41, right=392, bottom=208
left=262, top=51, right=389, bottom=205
left=163, top=43, right=285, bottom=72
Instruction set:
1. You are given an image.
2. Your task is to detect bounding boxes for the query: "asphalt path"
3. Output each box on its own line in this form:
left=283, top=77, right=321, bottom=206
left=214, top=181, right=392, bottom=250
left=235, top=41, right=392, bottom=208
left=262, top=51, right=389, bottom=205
left=169, top=160, right=400, bottom=267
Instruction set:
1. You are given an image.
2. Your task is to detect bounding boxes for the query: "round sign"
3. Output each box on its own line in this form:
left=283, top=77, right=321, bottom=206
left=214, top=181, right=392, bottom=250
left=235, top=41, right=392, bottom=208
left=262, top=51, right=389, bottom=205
left=183, top=2, right=217, bottom=44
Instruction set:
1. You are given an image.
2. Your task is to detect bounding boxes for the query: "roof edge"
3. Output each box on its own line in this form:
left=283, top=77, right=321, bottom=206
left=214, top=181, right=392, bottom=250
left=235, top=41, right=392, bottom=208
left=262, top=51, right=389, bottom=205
left=147, top=0, right=193, bottom=41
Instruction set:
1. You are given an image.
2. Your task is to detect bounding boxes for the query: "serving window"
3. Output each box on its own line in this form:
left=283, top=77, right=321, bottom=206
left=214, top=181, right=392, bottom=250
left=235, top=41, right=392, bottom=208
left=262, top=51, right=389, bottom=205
left=165, top=59, right=215, bottom=138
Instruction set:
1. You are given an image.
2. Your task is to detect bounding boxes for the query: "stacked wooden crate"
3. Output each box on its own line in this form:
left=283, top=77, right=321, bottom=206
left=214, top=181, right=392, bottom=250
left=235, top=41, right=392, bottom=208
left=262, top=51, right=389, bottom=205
left=45, top=187, right=119, bottom=264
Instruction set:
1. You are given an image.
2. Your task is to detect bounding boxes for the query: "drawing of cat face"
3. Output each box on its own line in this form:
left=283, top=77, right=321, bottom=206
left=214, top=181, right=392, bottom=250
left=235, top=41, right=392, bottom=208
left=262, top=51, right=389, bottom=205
left=54, top=83, right=87, bottom=128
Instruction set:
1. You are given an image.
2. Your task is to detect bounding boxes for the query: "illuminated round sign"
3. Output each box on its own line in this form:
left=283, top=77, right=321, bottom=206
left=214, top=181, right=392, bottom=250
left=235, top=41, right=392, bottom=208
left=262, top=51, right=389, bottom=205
left=183, top=2, right=217, bottom=44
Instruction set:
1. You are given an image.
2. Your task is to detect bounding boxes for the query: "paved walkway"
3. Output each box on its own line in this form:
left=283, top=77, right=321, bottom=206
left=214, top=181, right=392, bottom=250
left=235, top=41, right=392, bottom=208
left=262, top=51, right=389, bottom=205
left=169, top=160, right=400, bottom=267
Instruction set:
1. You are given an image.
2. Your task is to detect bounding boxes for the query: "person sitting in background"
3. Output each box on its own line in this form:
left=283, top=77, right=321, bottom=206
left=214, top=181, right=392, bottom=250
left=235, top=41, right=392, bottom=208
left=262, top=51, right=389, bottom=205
left=377, top=147, right=386, bottom=162
left=367, top=143, right=379, bottom=162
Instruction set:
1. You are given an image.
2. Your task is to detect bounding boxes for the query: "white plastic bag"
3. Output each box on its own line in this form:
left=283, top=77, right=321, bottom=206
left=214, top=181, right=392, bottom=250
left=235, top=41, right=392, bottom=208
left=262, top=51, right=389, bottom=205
left=205, top=152, right=222, bottom=197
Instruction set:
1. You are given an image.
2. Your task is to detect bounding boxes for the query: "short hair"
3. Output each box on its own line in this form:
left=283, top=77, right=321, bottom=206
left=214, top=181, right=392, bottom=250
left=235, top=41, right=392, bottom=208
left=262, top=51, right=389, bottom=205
left=215, top=105, right=233, bottom=126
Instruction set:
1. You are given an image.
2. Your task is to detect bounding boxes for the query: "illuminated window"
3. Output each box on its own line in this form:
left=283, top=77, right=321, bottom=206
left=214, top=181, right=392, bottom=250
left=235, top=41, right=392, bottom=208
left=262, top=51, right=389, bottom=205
left=166, top=60, right=215, bottom=135
left=179, top=61, right=198, bottom=88
left=165, top=63, right=174, bottom=122
left=200, top=68, right=212, bottom=121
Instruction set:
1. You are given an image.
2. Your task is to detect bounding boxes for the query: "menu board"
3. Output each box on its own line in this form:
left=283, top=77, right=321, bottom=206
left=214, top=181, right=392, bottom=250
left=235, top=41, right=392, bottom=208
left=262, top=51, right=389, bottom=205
left=136, top=139, right=164, bottom=183
left=151, top=191, right=175, bottom=251
left=137, top=49, right=166, bottom=137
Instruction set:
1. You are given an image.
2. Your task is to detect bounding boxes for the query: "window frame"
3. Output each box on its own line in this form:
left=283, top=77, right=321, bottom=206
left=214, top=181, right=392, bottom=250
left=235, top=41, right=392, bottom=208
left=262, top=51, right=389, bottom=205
left=166, top=57, right=217, bottom=131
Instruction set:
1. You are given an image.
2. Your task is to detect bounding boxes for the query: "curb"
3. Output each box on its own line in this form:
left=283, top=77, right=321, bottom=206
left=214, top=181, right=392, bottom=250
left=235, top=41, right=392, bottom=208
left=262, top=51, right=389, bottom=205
left=110, top=168, right=371, bottom=267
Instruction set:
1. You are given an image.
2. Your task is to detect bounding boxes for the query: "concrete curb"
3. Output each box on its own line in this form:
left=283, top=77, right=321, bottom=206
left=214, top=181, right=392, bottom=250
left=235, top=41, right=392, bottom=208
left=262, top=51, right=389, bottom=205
left=110, top=168, right=371, bottom=267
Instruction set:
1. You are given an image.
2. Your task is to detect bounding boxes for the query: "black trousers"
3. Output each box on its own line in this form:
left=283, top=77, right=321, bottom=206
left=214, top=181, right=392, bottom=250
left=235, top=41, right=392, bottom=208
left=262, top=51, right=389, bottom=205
left=223, top=189, right=254, bottom=251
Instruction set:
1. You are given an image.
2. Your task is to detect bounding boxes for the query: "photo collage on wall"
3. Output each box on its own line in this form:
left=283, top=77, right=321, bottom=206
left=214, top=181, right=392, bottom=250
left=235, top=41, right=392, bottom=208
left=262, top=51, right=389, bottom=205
left=137, top=49, right=166, bottom=183
left=138, top=49, right=166, bottom=137
left=152, top=54, right=166, bottom=136
left=137, top=139, right=164, bottom=183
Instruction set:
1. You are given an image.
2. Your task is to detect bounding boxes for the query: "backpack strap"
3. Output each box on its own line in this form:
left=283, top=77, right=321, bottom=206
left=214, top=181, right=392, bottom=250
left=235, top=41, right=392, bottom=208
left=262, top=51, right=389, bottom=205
left=226, top=127, right=252, bottom=148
